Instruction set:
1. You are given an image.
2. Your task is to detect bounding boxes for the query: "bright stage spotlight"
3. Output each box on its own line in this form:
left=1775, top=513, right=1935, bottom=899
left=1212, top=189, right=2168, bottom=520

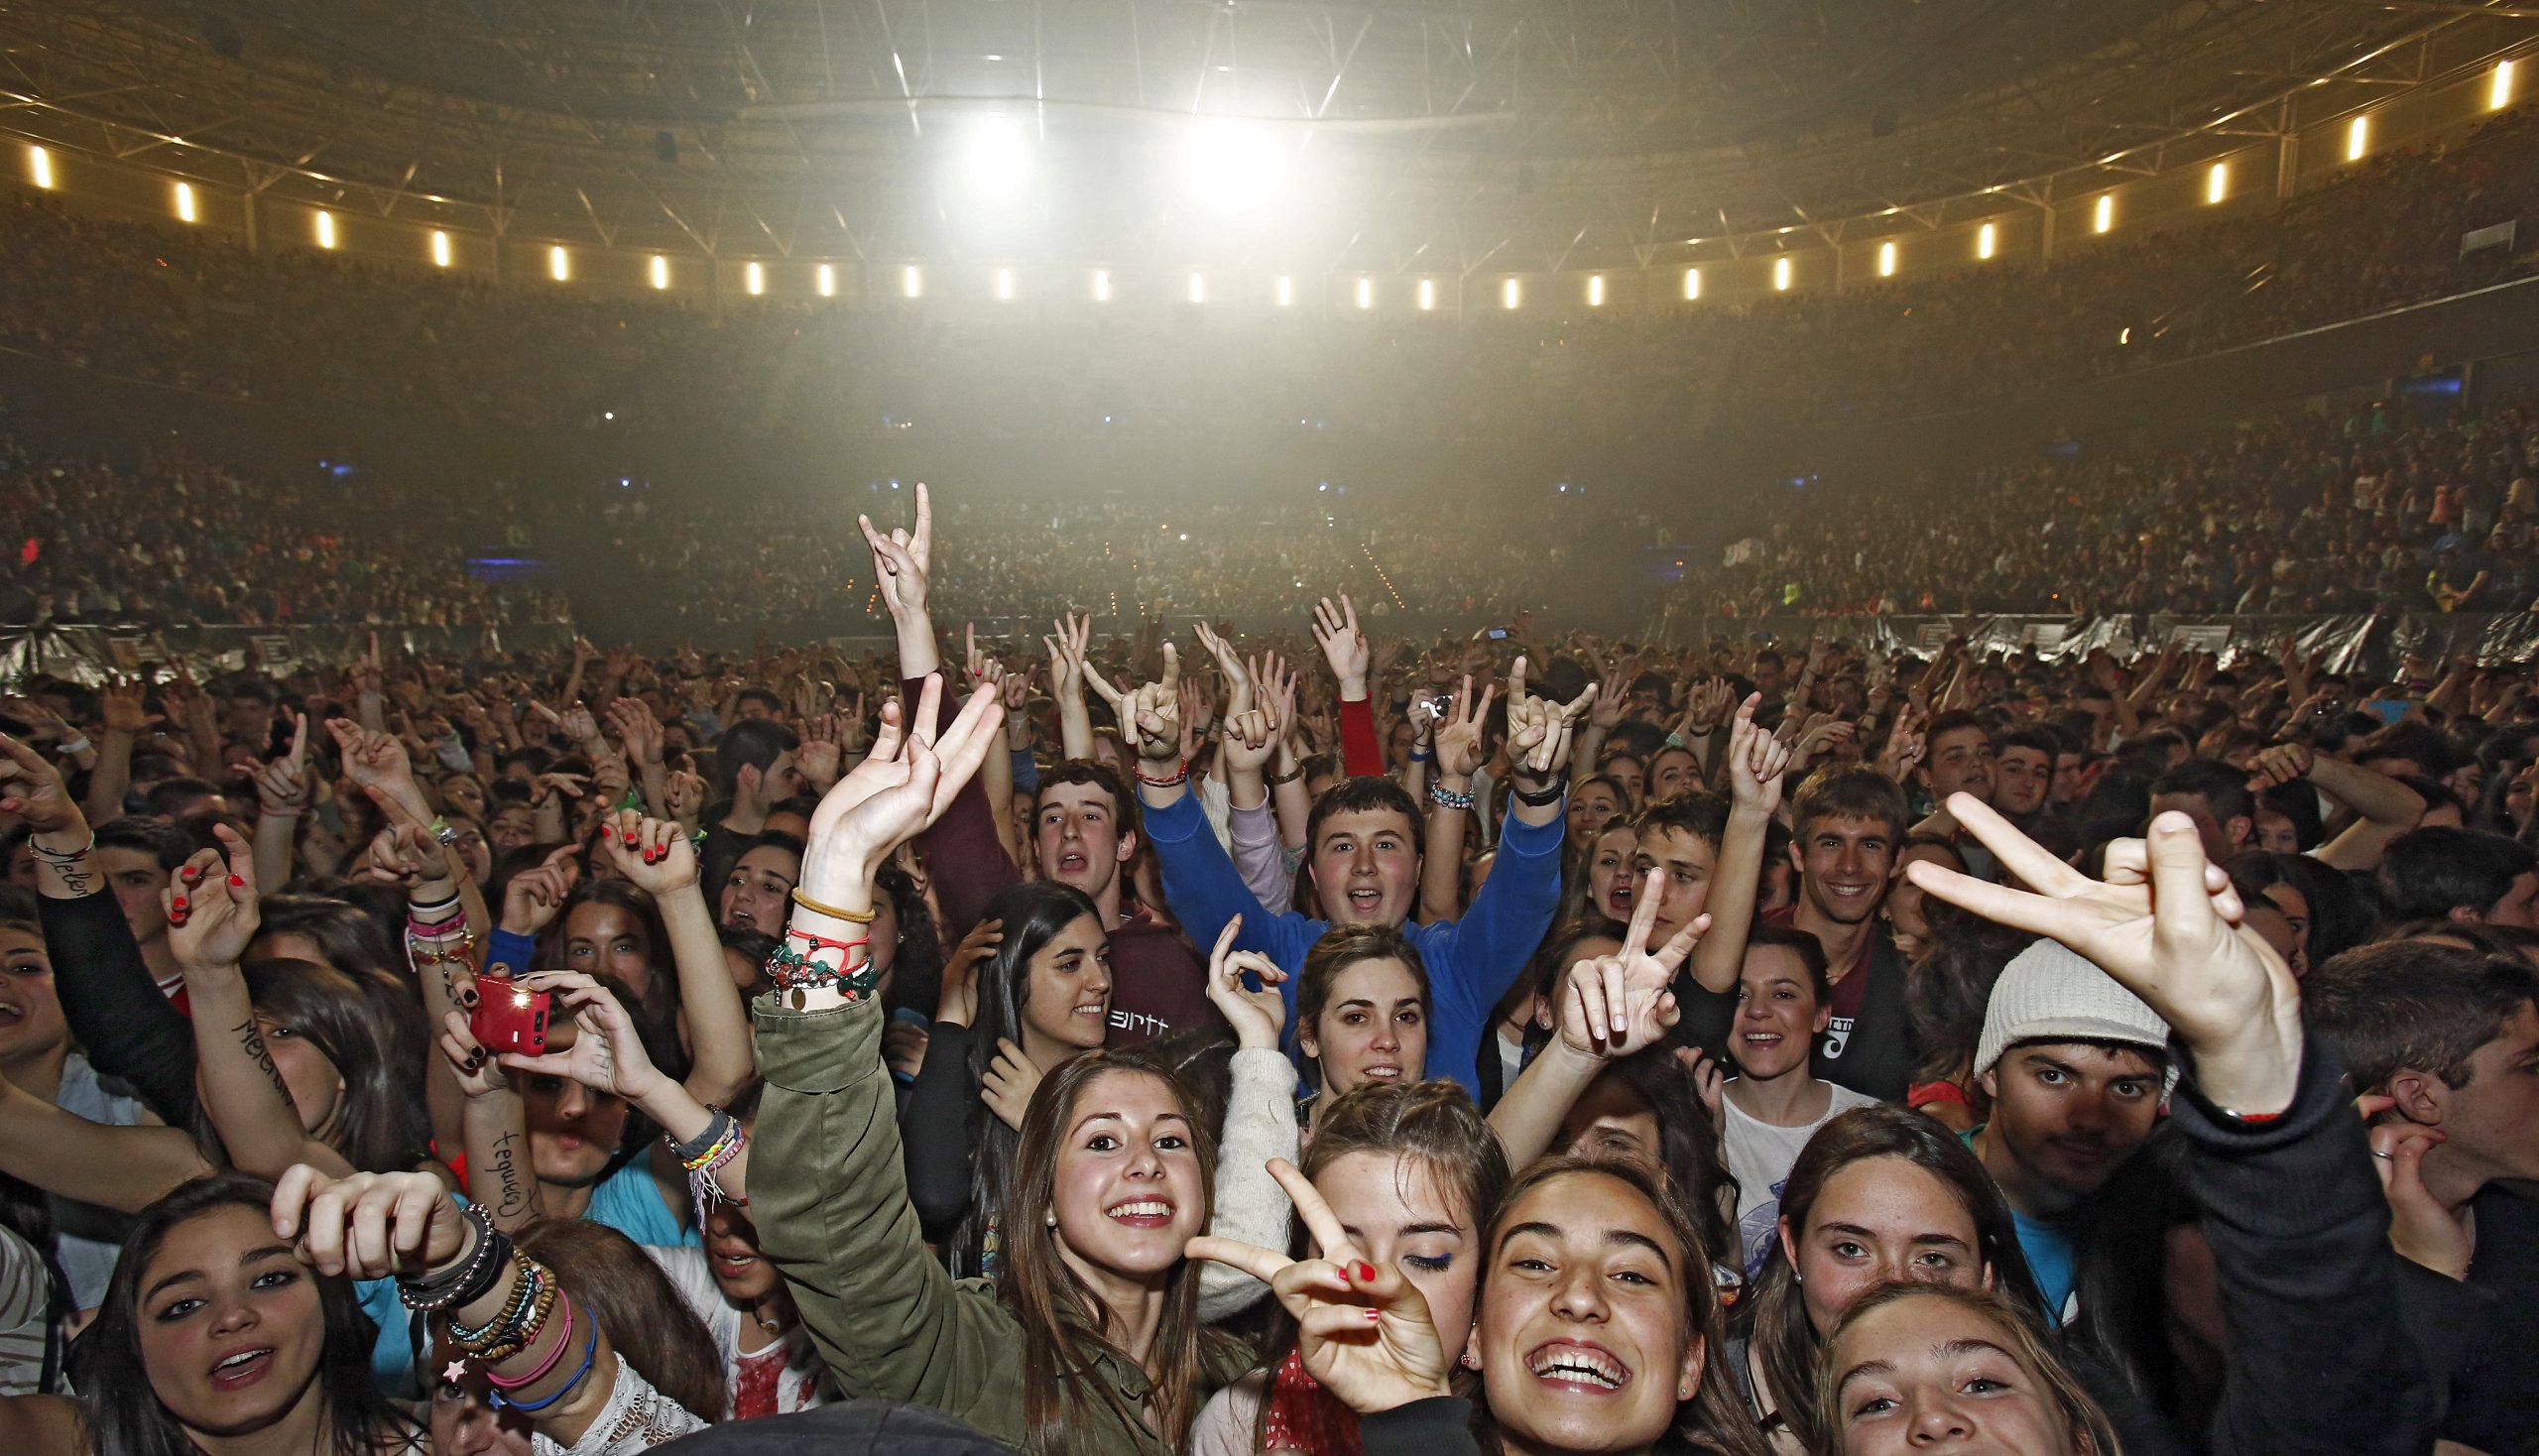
left=430, top=230, right=452, bottom=268
left=1182, top=120, right=1289, bottom=213
left=961, top=117, right=1032, bottom=203
left=816, top=263, right=836, bottom=298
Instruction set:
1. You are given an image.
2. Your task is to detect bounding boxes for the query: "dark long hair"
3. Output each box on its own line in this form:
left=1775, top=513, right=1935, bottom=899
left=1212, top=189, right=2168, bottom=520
left=1585, top=1048, right=1742, bottom=1276
left=1002, top=1049, right=1238, bottom=1456
left=545, top=877, right=689, bottom=1085
left=1904, top=899, right=2036, bottom=1093
left=1479, top=1157, right=1771, bottom=1456
left=875, top=863, right=945, bottom=1020
left=1737, top=1105, right=2044, bottom=1455
left=69, top=1174, right=412, bottom=1456
left=239, top=957, right=434, bottom=1174
left=950, top=880, right=1104, bottom=1279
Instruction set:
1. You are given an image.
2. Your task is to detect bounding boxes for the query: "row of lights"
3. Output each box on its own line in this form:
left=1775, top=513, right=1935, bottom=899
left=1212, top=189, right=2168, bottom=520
left=14, top=58, right=2519, bottom=298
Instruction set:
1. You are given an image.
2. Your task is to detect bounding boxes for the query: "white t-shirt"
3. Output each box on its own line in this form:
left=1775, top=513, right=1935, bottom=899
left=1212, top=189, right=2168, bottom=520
left=644, top=1245, right=831, bottom=1419
left=1721, top=1080, right=1881, bottom=1278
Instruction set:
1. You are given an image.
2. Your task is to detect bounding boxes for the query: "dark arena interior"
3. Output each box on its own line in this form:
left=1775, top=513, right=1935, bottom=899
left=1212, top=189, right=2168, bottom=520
left=1, top=4, right=2537, bottom=1454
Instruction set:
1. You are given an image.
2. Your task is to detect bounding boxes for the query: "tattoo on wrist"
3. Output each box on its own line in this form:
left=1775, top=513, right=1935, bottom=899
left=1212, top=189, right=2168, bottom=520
left=488, top=1130, right=534, bottom=1221
left=233, top=1016, right=291, bottom=1101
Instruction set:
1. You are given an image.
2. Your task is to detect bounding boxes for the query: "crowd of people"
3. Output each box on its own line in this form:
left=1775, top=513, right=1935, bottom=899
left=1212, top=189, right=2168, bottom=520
left=0, top=482, right=2533, bottom=1456
left=1700, top=388, right=2539, bottom=616
left=2, top=106, right=2535, bottom=447
left=0, top=408, right=569, bottom=627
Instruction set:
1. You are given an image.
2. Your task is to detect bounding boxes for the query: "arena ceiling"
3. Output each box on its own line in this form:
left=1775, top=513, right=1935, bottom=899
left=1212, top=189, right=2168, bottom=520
left=1, top=0, right=2530, bottom=271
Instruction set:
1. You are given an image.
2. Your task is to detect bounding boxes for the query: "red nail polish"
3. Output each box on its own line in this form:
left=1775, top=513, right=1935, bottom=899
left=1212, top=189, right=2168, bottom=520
left=172, top=897, right=187, bottom=910
left=1355, top=1262, right=1377, bottom=1282
left=1364, top=1308, right=1383, bottom=1323
left=227, top=875, right=245, bottom=889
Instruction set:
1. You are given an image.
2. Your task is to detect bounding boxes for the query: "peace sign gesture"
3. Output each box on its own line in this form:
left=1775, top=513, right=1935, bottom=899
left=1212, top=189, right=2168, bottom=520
left=1186, top=1158, right=1455, bottom=1415
left=1904, top=793, right=2301, bottom=1117
left=1557, top=867, right=1705, bottom=1060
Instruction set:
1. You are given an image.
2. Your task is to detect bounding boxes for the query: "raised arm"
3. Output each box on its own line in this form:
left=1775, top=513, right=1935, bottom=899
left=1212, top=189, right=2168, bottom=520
left=5, top=731, right=199, bottom=1122
left=1683, top=695, right=1790, bottom=996
left=1043, top=612, right=1099, bottom=762
left=862, top=481, right=941, bottom=679
left=277, top=1165, right=706, bottom=1452
left=594, top=809, right=756, bottom=1106
left=175, top=826, right=357, bottom=1180
left=1194, top=917, right=1300, bottom=1320
left=752, top=680, right=1028, bottom=1415
left=1487, top=875, right=1696, bottom=1166
left=247, top=711, right=312, bottom=890
left=2276, top=746, right=2425, bottom=873
left=1421, top=676, right=1496, bottom=925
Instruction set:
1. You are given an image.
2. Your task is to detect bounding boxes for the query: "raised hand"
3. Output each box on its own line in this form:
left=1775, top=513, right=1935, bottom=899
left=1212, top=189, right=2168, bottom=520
left=1192, top=620, right=1255, bottom=719
left=1589, top=668, right=1632, bottom=730
left=1311, top=593, right=1372, bottom=697
left=497, top=970, right=667, bottom=1104
left=796, top=714, right=845, bottom=793
left=1043, top=612, right=1094, bottom=702
left=1504, top=656, right=1597, bottom=783
left=1723, top=693, right=1793, bottom=812
left=1119, top=644, right=1183, bottom=765
left=982, top=1038, right=1043, bottom=1133
left=251, top=710, right=314, bottom=815
left=270, top=1165, right=470, bottom=1282
left=1202, top=917, right=1288, bottom=1051
left=499, top=846, right=581, bottom=938
left=596, top=809, right=698, bottom=895
left=0, top=732, right=81, bottom=835
left=1187, top=1159, right=1454, bottom=1415
left=1432, top=674, right=1498, bottom=782
left=859, top=481, right=934, bottom=622
left=606, top=698, right=665, bottom=767
left=353, top=787, right=455, bottom=888
left=1558, top=868, right=1703, bottom=1059
left=167, top=824, right=261, bottom=970
left=795, top=675, right=1004, bottom=908
left=1904, top=793, right=2301, bottom=1117
left=2243, top=742, right=2313, bottom=793
left=937, top=916, right=1002, bottom=1028
left=98, top=675, right=164, bottom=737
left=1876, top=702, right=1928, bottom=783
left=324, top=718, right=423, bottom=814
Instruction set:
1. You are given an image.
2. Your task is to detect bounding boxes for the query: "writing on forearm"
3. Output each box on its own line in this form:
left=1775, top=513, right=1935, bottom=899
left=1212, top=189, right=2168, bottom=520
left=488, top=1129, right=535, bottom=1221
left=231, top=1015, right=292, bottom=1102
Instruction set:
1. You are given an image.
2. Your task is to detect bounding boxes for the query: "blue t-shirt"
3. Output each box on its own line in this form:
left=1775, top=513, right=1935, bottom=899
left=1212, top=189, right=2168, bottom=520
left=1963, top=1127, right=2079, bottom=1322
left=585, top=1157, right=697, bottom=1250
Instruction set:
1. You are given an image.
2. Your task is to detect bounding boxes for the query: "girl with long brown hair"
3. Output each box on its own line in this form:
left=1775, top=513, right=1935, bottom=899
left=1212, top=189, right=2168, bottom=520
left=747, top=677, right=1247, bottom=1456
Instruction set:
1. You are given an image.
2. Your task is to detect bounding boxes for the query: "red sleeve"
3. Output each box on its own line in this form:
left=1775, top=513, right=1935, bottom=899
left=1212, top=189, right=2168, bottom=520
left=1339, top=696, right=1383, bottom=779
left=909, top=673, right=1023, bottom=938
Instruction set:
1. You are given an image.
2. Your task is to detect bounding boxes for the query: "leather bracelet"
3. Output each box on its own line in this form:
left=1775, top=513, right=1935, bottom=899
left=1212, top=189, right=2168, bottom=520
left=788, top=886, right=877, bottom=922
left=1511, top=779, right=1566, bottom=808
left=1269, top=765, right=1305, bottom=786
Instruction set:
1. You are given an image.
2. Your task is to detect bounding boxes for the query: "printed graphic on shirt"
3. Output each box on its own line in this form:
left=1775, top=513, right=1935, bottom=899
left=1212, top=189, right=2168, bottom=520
left=1739, top=1179, right=1788, bottom=1279
left=1821, top=1016, right=1853, bottom=1061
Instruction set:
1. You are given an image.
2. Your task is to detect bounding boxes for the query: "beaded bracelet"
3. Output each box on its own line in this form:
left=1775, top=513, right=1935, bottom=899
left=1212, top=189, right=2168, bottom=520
left=1428, top=782, right=1476, bottom=812
left=397, top=1205, right=505, bottom=1312
left=447, top=1251, right=540, bottom=1344
left=768, top=928, right=879, bottom=1010
left=489, top=1317, right=599, bottom=1414
left=1135, top=759, right=1189, bottom=788
left=469, top=1269, right=559, bottom=1365
left=484, top=1292, right=575, bottom=1391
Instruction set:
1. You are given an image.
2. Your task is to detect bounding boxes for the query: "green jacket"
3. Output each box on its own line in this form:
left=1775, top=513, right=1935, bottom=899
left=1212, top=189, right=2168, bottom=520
left=753, top=991, right=1235, bottom=1455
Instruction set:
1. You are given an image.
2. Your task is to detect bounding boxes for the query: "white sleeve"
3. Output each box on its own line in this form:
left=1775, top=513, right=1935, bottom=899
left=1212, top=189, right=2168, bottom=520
left=531, top=1353, right=709, bottom=1456
left=1198, top=1048, right=1301, bottom=1324
left=1188, top=1370, right=1270, bottom=1456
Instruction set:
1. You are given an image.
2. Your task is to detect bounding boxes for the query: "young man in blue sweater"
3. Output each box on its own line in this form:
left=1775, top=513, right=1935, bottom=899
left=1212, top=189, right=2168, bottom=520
left=1126, top=646, right=1584, bottom=1097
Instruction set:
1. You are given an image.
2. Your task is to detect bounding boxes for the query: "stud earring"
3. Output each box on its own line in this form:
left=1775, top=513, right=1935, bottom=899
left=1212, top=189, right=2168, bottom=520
left=1044, top=1210, right=1058, bottom=1228
left=1460, top=1352, right=1481, bottom=1371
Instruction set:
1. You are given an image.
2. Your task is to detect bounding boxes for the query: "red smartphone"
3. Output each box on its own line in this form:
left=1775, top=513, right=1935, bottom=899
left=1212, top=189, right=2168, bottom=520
left=470, top=977, right=575, bottom=1056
